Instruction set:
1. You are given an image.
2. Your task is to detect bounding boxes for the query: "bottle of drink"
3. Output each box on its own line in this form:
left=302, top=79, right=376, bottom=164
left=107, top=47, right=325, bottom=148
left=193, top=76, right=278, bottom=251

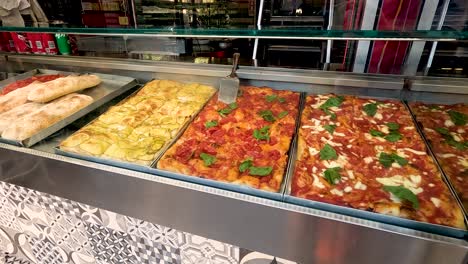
left=55, top=33, right=71, bottom=55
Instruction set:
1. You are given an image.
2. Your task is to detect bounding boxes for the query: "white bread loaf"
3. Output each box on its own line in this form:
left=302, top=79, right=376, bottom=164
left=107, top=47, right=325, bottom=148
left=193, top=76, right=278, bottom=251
left=0, top=102, right=44, bottom=133
left=0, top=82, right=41, bottom=113
left=28, top=75, right=101, bottom=103
left=2, top=93, right=94, bottom=141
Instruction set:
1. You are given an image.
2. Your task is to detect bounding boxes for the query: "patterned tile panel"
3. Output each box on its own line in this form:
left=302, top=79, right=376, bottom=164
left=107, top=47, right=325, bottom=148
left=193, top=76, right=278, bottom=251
left=0, top=182, right=295, bottom=264
left=84, top=222, right=137, bottom=264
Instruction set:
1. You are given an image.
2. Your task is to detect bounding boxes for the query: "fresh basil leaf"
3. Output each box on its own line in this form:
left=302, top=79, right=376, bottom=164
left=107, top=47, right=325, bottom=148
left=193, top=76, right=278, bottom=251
left=363, top=103, right=378, bottom=117
left=386, top=122, right=400, bottom=131
left=320, top=96, right=344, bottom=119
left=200, top=153, right=216, bottom=166
left=446, top=137, right=466, bottom=150
left=384, top=132, right=402, bottom=142
left=323, top=167, right=341, bottom=185
left=435, top=127, right=450, bottom=135
left=253, top=126, right=270, bottom=141
left=370, top=129, right=385, bottom=137
left=383, top=185, right=419, bottom=209
left=324, top=124, right=337, bottom=135
left=323, top=108, right=337, bottom=120
left=320, top=144, right=338, bottom=160
left=278, top=97, right=286, bottom=103
left=277, top=111, right=289, bottom=119
left=379, top=152, right=408, bottom=168
left=249, top=166, right=273, bottom=176
left=265, top=94, right=277, bottom=102
left=228, top=102, right=238, bottom=110
left=258, top=110, right=276, bottom=122
left=239, top=159, right=253, bottom=173
left=217, top=102, right=239, bottom=117
left=319, top=96, right=345, bottom=109
left=392, top=154, right=408, bottom=166
left=429, top=105, right=441, bottom=110
left=448, top=110, right=467, bottom=126
left=205, top=120, right=218, bottom=128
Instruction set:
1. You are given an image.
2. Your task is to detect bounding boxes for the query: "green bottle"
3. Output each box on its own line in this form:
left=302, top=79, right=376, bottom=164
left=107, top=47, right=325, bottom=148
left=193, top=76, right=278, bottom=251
left=55, top=33, right=71, bottom=55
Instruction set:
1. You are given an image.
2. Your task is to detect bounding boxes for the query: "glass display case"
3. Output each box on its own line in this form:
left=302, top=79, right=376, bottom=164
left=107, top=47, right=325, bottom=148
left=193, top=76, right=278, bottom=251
left=0, top=1, right=468, bottom=264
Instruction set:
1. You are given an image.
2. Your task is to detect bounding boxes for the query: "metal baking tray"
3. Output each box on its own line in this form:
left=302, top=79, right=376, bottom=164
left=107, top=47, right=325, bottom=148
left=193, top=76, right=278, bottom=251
left=148, top=90, right=306, bottom=201
left=403, top=89, right=468, bottom=218
left=283, top=90, right=468, bottom=238
left=0, top=69, right=138, bottom=147
left=55, top=81, right=217, bottom=175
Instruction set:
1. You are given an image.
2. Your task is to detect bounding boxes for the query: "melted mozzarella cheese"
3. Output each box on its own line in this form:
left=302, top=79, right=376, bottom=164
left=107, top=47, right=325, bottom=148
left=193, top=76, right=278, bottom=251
left=320, top=137, right=342, bottom=146
left=312, top=174, right=325, bottom=189
left=445, top=119, right=455, bottom=127
left=404, top=126, right=415, bottom=130
left=329, top=106, right=342, bottom=112
left=354, top=181, right=367, bottom=190
left=308, top=147, right=319, bottom=156
left=459, top=157, right=468, bottom=167
left=365, top=133, right=385, bottom=142
left=430, top=197, right=441, bottom=208
left=428, top=183, right=435, bottom=187
left=323, top=155, right=349, bottom=168
left=330, top=188, right=344, bottom=196
left=457, top=128, right=465, bottom=133
left=364, top=157, right=373, bottom=164
left=310, top=95, right=331, bottom=109
left=376, top=175, right=423, bottom=194
left=451, top=133, right=462, bottom=142
left=391, top=163, right=401, bottom=168
left=312, top=166, right=318, bottom=173
left=344, top=186, right=353, bottom=193
left=438, top=153, right=456, bottom=158
left=347, top=170, right=355, bottom=179
left=374, top=113, right=383, bottom=120
left=403, top=148, right=426, bottom=155
left=334, top=132, right=346, bottom=137
left=379, top=125, right=390, bottom=134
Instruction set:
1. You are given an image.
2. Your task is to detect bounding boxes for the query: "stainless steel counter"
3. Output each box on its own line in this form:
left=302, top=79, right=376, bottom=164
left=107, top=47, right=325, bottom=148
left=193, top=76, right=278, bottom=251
left=1, top=54, right=468, bottom=264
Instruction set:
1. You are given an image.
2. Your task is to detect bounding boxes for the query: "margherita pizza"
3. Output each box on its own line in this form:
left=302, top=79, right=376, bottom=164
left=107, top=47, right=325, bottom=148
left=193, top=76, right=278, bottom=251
left=410, top=103, right=468, bottom=211
left=292, top=94, right=465, bottom=229
left=158, top=86, right=300, bottom=192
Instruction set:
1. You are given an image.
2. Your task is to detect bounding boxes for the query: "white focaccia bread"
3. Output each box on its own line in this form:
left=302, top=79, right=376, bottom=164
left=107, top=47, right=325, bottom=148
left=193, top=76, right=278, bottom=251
left=28, top=75, right=101, bottom=103
left=0, top=82, right=40, bottom=113
left=0, top=102, right=44, bottom=133
left=2, top=93, right=94, bottom=141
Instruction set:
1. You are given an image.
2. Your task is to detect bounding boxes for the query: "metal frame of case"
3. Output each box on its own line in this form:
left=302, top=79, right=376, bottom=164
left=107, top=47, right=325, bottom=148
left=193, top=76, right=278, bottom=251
left=1, top=54, right=468, bottom=264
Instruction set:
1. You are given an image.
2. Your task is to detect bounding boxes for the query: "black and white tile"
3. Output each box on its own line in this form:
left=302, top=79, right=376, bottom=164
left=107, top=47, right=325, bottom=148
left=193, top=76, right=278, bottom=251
left=130, top=235, right=181, bottom=264
left=178, top=233, right=239, bottom=264
left=84, top=222, right=137, bottom=264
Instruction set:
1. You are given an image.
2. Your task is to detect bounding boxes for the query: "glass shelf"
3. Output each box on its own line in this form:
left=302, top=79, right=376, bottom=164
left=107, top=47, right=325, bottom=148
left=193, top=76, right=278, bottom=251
left=0, top=27, right=466, bottom=41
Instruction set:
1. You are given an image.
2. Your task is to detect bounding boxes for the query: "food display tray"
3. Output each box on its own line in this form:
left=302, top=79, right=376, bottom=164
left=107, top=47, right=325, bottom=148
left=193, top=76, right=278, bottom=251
left=150, top=92, right=306, bottom=202
left=403, top=89, right=468, bottom=219
left=282, top=90, right=468, bottom=238
left=55, top=81, right=217, bottom=180
left=0, top=69, right=138, bottom=147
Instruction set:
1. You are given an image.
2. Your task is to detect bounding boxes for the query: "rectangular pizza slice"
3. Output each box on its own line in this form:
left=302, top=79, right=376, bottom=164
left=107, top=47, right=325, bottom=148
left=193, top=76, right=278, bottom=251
left=60, top=80, right=216, bottom=165
left=158, top=86, right=300, bottom=192
left=410, top=102, right=468, bottom=210
left=292, top=94, right=465, bottom=229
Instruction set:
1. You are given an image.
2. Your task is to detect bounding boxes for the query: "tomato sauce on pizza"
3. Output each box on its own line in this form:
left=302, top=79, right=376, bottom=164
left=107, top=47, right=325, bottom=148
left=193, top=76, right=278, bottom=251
left=292, top=94, right=465, bottom=229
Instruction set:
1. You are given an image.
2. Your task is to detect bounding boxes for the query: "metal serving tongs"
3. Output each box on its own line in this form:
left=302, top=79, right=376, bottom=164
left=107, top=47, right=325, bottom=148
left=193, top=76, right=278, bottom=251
left=218, top=53, right=240, bottom=104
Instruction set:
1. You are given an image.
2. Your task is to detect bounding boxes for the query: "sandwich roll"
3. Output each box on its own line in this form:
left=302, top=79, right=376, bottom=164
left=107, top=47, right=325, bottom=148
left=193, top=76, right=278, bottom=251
left=0, top=102, right=44, bottom=133
left=28, top=75, right=101, bottom=103
left=2, top=93, right=94, bottom=141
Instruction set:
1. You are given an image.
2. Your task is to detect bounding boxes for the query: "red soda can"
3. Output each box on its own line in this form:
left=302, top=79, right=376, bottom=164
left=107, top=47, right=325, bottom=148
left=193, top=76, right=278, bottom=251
left=26, top=33, right=45, bottom=54
left=41, top=33, right=58, bottom=55
left=10, top=33, right=31, bottom=53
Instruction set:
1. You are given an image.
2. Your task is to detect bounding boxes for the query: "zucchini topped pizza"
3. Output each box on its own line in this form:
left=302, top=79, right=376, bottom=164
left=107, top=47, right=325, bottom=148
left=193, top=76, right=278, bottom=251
left=411, top=103, right=468, bottom=210
left=158, top=86, right=300, bottom=192
left=292, top=94, right=465, bottom=228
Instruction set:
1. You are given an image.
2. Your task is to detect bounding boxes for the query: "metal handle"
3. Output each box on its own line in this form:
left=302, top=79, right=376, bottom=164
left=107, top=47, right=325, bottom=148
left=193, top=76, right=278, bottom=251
left=230, top=53, right=240, bottom=77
